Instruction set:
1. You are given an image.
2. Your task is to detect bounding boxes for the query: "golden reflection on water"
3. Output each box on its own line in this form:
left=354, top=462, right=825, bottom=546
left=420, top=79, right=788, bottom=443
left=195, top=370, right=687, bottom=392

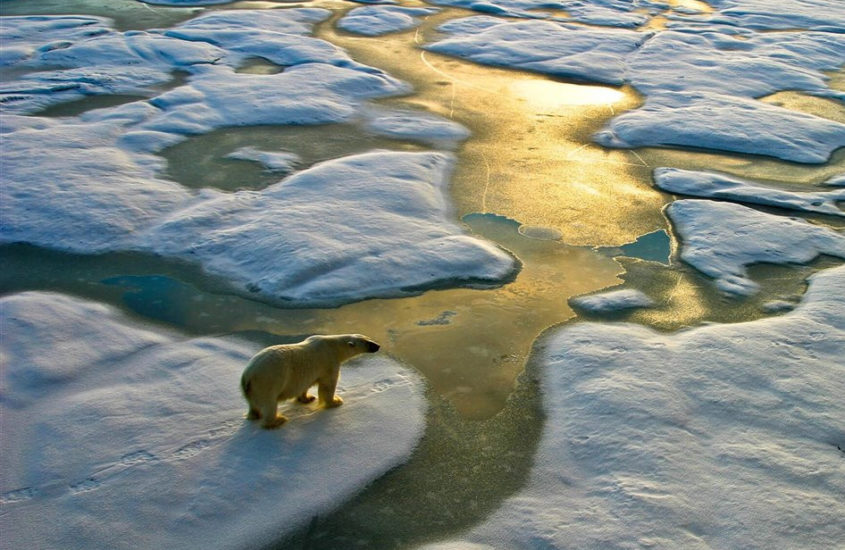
left=233, top=215, right=622, bottom=419
left=325, top=11, right=668, bottom=248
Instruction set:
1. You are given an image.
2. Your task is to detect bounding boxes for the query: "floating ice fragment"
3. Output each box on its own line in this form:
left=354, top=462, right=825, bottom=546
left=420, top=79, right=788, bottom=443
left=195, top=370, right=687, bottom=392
left=595, top=91, right=845, bottom=164
left=0, top=292, right=426, bottom=549
left=569, top=288, right=655, bottom=314
left=654, top=168, right=845, bottom=217
left=666, top=199, right=845, bottom=296
left=337, top=6, right=439, bottom=36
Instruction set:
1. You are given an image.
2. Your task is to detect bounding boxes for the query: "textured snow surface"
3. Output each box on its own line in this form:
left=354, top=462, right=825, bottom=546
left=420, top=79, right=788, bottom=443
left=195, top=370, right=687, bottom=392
left=0, top=292, right=427, bottom=550
left=427, top=18, right=647, bottom=85
left=627, top=30, right=845, bottom=99
left=595, top=92, right=845, bottom=164
left=424, top=265, right=845, bottom=550
left=667, top=200, right=845, bottom=296
left=337, top=6, right=438, bottom=36
left=570, top=288, right=655, bottom=313
left=654, top=168, right=845, bottom=218
left=675, top=0, right=845, bottom=31
left=424, top=7, right=845, bottom=162
left=0, top=11, right=514, bottom=306
left=140, top=151, right=518, bottom=305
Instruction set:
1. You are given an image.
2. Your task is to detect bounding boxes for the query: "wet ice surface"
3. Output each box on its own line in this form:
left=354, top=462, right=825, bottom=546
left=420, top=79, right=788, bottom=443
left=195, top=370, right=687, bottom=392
left=425, top=266, right=845, bottom=550
left=0, top=292, right=426, bottom=550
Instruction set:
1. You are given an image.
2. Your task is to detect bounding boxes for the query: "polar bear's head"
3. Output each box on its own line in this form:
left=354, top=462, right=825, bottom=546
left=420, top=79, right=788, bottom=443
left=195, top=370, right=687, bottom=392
left=345, top=334, right=380, bottom=354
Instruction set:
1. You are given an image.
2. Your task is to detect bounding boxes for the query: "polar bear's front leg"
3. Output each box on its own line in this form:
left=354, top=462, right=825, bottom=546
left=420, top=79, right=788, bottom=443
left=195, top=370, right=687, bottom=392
left=318, top=375, right=343, bottom=408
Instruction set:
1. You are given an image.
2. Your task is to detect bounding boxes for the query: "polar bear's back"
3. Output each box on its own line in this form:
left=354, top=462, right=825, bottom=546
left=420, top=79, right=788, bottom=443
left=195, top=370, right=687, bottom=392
left=241, top=339, right=337, bottom=401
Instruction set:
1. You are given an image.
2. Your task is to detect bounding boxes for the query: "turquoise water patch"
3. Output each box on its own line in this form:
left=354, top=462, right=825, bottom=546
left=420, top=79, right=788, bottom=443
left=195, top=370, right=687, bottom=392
left=598, top=229, right=672, bottom=265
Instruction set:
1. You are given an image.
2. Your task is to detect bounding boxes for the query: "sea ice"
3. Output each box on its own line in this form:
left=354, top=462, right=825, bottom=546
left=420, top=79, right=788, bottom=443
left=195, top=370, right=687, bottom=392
left=140, top=151, right=518, bottom=305
left=364, top=107, right=470, bottom=147
left=627, top=30, right=845, bottom=99
left=0, top=292, right=427, bottom=550
left=678, top=0, right=845, bottom=31
left=654, top=168, right=845, bottom=218
left=337, top=6, right=439, bottom=36
left=594, top=91, right=845, bottom=164
left=569, top=288, right=655, bottom=313
left=0, top=115, right=193, bottom=252
left=424, top=265, right=845, bottom=549
left=667, top=199, right=845, bottom=296
left=1, top=12, right=512, bottom=306
left=426, top=18, right=648, bottom=85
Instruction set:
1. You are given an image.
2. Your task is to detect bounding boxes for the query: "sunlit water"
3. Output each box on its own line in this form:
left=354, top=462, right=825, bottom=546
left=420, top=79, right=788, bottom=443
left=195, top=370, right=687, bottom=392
left=2, top=1, right=844, bottom=548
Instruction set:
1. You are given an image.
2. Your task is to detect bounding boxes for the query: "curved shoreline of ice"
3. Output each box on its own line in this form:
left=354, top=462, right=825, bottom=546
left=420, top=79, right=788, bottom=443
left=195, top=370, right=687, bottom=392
left=423, top=264, right=845, bottom=549
left=0, top=291, right=428, bottom=550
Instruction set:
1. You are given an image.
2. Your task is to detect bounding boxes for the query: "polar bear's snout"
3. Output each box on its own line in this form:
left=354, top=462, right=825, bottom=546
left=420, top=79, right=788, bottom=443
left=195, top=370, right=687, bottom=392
left=367, top=340, right=380, bottom=353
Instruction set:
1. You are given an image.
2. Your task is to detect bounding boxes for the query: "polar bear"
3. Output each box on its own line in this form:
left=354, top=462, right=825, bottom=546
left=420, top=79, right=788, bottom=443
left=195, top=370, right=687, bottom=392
left=240, top=334, right=380, bottom=428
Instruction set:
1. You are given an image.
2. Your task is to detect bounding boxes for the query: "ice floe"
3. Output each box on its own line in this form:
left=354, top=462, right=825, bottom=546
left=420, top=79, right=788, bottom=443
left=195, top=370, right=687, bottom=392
left=627, top=30, right=845, bottom=99
left=667, top=199, right=845, bottom=296
left=337, top=6, right=439, bottom=36
left=424, top=264, right=845, bottom=549
left=364, top=107, right=470, bottom=147
left=427, top=0, right=655, bottom=26
left=675, top=0, right=845, bottom=31
left=570, top=288, right=655, bottom=313
left=1, top=11, right=513, bottom=306
left=594, top=91, right=845, bottom=164
left=426, top=18, right=647, bottom=85
left=0, top=292, right=427, bottom=550
left=654, top=168, right=845, bottom=217
left=0, top=115, right=192, bottom=252
left=140, top=151, right=518, bottom=305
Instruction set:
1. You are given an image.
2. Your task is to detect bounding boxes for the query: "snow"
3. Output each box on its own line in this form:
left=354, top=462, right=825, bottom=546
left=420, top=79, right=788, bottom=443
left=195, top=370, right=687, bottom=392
left=0, top=10, right=515, bottom=307
left=675, top=0, right=845, bottom=31
left=654, top=168, right=845, bottom=218
left=423, top=9, right=844, bottom=164
left=427, top=0, right=653, bottom=26
left=570, top=288, right=655, bottom=313
left=426, top=18, right=648, bottom=85
left=594, top=91, right=845, bottom=164
left=337, top=6, right=439, bottom=36
left=627, top=30, right=845, bottom=99
left=0, top=292, right=427, bottom=550
left=364, top=107, right=470, bottom=146
left=140, top=151, right=517, bottom=305
left=424, top=265, right=845, bottom=549
left=666, top=199, right=845, bottom=296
